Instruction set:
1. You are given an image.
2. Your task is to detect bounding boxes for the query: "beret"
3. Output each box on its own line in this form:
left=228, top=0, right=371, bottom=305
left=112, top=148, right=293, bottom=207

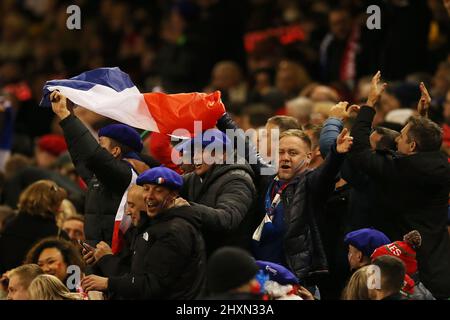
left=136, top=166, right=183, bottom=190
left=344, top=228, right=391, bottom=258
left=98, top=124, right=143, bottom=153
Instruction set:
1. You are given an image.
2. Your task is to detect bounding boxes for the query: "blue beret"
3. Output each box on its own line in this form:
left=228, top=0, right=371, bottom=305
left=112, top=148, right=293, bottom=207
left=98, top=124, right=143, bottom=153
left=344, top=228, right=391, bottom=258
left=256, top=260, right=299, bottom=285
left=136, top=166, right=183, bottom=190
left=175, top=129, right=231, bottom=152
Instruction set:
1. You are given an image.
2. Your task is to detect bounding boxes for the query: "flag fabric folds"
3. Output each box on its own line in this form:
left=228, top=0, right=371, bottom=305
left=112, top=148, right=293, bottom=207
left=40, top=67, right=225, bottom=134
left=40, top=67, right=225, bottom=254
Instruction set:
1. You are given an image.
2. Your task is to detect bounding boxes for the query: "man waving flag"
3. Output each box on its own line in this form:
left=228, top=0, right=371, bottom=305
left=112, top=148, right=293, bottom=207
left=40, top=67, right=225, bottom=255
left=40, top=67, right=225, bottom=134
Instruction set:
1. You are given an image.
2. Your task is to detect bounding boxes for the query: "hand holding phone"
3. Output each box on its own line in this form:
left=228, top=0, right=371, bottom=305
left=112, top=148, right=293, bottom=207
left=78, top=240, right=95, bottom=252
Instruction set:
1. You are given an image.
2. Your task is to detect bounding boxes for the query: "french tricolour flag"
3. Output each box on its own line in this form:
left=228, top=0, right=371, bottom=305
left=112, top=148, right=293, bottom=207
left=40, top=67, right=225, bottom=253
left=40, top=67, right=225, bottom=134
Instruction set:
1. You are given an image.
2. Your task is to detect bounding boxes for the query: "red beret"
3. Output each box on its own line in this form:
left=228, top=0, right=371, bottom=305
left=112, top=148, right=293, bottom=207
left=37, top=134, right=67, bottom=157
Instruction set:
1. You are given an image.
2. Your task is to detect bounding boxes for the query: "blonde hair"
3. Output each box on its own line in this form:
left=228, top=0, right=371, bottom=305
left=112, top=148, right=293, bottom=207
left=341, top=265, right=371, bottom=300
left=18, top=180, right=67, bottom=219
left=279, top=129, right=312, bottom=150
left=56, top=199, right=78, bottom=228
left=28, top=274, right=83, bottom=300
left=8, top=264, right=44, bottom=289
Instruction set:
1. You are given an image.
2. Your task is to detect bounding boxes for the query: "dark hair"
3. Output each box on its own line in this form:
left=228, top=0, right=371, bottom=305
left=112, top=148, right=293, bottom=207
left=406, top=116, right=442, bottom=152
left=242, top=104, right=274, bottom=128
left=372, top=255, right=405, bottom=294
left=302, top=124, right=322, bottom=150
left=267, top=116, right=300, bottom=132
left=25, top=237, right=85, bottom=273
left=373, top=126, right=400, bottom=151
left=109, top=138, right=133, bottom=156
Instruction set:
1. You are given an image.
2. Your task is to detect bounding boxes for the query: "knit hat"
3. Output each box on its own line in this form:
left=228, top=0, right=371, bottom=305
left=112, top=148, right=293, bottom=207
left=37, top=134, right=67, bottom=156
left=207, top=247, right=259, bottom=294
left=344, top=228, right=391, bottom=258
left=136, top=167, right=183, bottom=191
left=98, top=124, right=143, bottom=153
left=371, top=230, right=422, bottom=276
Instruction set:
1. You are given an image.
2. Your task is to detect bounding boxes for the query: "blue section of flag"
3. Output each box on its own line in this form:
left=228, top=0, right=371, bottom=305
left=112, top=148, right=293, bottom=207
left=39, top=67, right=136, bottom=107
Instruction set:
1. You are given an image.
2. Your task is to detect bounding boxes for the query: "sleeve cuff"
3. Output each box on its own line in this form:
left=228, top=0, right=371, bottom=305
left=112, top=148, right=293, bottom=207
left=59, top=113, right=76, bottom=128
left=358, top=106, right=376, bottom=122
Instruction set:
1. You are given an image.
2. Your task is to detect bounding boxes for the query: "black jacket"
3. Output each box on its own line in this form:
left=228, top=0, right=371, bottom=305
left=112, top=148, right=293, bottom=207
left=349, top=106, right=450, bottom=299
left=259, top=145, right=344, bottom=284
left=0, top=212, right=66, bottom=273
left=216, top=113, right=344, bottom=284
left=181, top=163, right=256, bottom=256
left=60, top=114, right=148, bottom=246
left=95, top=225, right=139, bottom=278
left=107, top=206, right=206, bottom=300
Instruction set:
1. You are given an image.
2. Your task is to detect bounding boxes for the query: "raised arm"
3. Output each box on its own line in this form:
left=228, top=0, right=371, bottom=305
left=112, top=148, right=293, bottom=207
left=51, top=91, right=131, bottom=191
left=308, top=128, right=352, bottom=196
left=216, top=112, right=274, bottom=177
left=348, top=72, right=397, bottom=180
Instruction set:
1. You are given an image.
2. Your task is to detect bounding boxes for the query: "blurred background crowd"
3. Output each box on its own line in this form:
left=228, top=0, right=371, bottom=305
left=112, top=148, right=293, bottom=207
left=0, top=0, right=450, bottom=301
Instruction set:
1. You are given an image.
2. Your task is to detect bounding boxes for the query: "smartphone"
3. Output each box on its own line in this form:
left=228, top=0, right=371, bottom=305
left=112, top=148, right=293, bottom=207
left=78, top=240, right=94, bottom=252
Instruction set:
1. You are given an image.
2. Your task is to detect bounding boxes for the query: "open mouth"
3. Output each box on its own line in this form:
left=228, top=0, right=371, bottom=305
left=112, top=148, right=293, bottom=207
left=146, top=200, right=158, bottom=209
left=280, top=164, right=291, bottom=169
left=194, top=164, right=203, bottom=169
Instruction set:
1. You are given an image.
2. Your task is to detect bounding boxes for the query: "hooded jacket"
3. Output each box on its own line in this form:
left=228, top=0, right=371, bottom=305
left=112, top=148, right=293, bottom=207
left=181, top=162, right=256, bottom=256
left=107, top=205, right=206, bottom=300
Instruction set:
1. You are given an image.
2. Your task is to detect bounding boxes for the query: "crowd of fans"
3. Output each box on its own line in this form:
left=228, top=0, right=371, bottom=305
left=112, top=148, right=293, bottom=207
left=0, top=0, right=449, bottom=300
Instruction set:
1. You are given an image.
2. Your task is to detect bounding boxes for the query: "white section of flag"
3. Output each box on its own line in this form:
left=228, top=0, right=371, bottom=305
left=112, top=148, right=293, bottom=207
left=47, top=84, right=159, bottom=132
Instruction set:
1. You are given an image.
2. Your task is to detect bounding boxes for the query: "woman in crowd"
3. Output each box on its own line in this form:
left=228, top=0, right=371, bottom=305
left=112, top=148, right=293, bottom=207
left=25, top=237, right=85, bottom=290
left=0, top=180, right=67, bottom=274
left=28, top=274, right=83, bottom=300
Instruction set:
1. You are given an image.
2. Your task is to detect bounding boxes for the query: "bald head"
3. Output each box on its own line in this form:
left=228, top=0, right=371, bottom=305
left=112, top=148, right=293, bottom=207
left=126, top=185, right=145, bottom=226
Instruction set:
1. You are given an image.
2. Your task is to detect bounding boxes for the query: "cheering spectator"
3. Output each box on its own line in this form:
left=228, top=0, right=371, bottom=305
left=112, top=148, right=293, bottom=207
left=349, top=71, right=450, bottom=298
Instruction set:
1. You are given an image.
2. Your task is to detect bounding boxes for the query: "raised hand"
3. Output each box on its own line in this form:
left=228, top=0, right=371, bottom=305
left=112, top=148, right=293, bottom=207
left=336, top=128, right=353, bottom=154
left=366, top=71, right=387, bottom=107
left=50, top=91, right=71, bottom=120
left=329, top=101, right=360, bottom=120
left=417, top=82, right=431, bottom=117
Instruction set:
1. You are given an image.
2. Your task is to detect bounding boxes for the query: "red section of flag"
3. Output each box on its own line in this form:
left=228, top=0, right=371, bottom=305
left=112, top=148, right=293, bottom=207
left=111, top=220, right=124, bottom=254
left=143, top=91, right=225, bottom=134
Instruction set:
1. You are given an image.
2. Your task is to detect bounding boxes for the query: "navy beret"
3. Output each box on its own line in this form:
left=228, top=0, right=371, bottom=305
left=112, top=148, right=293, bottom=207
left=98, top=124, right=143, bottom=153
left=136, top=166, right=183, bottom=190
left=344, top=228, right=391, bottom=258
left=256, top=260, right=299, bottom=285
left=175, top=129, right=231, bottom=153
